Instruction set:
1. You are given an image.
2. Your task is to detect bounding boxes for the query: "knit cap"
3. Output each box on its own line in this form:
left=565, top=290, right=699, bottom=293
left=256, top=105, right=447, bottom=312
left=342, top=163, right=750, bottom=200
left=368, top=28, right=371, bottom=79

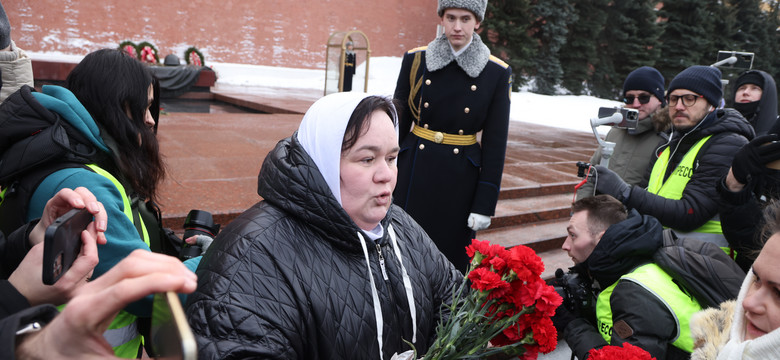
left=438, top=0, right=488, bottom=22
left=623, top=66, right=666, bottom=106
left=734, top=70, right=764, bottom=92
left=667, top=65, right=723, bottom=107
left=0, top=1, right=10, bottom=49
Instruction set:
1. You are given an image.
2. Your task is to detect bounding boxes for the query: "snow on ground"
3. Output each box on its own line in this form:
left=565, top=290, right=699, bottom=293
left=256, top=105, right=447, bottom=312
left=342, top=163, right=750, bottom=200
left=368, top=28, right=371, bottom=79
left=29, top=52, right=623, bottom=135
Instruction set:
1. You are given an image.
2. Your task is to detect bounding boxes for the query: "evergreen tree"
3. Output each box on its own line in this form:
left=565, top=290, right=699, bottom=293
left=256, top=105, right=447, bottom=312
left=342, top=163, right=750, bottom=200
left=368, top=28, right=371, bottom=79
left=656, top=0, right=713, bottom=82
left=590, top=0, right=662, bottom=99
left=766, top=1, right=780, bottom=87
left=530, top=0, right=576, bottom=94
left=559, top=0, right=609, bottom=95
left=482, top=0, right=534, bottom=90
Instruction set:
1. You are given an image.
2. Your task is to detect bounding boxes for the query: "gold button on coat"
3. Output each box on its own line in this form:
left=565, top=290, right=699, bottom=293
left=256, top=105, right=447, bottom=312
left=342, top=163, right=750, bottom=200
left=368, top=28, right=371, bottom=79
left=424, top=102, right=429, bottom=108
left=464, top=107, right=470, bottom=114
left=424, top=124, right=429, bottom=129
left=453, top=148, right=460, bottom=154
left=419, top=144, right=425, bottom=150
left=471, top=85, right=477, bottom=91
left=458, top=130, right=464, bottom=135
left=425, top=79, right=431, bottom=85
left=434, top=132, right=444, bottom=144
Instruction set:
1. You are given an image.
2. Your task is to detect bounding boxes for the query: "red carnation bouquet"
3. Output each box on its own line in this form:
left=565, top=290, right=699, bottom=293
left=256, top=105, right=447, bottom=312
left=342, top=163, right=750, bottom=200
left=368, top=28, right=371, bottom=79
left=420, top=239, right=562, bottom=359
left=587, top=343, right=656, bottom=360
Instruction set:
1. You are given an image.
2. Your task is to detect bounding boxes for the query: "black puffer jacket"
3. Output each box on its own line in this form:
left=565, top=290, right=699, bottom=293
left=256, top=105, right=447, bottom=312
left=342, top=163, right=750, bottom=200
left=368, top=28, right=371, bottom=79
left=625, top=108, right=753, bottom=231
left=565, top=210, right=690, bottom=360
left=185, top=135, right=462, bottom=360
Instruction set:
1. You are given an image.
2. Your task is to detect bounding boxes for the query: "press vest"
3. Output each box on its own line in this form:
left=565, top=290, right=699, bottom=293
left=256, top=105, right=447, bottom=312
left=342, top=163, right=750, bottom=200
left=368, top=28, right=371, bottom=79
left=647, top=135, right=729, bottom=248
left=596, top=263, right=702, bottom=353
left=86, top=164, right=149, bottom=357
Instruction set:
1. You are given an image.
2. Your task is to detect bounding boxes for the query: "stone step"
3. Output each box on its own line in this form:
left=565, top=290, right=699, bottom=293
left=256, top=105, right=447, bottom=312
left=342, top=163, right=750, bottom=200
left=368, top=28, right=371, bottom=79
left=490, top=193, right=573, bottom=230
left=477, top=218, right=568, bottom=252
left=498, top=182, right=579, bottom=200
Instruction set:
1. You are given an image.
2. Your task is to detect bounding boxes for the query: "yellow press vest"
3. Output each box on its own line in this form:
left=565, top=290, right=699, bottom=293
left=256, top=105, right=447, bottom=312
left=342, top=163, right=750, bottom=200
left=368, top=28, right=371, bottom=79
left=86, top=164, right=150, bottom=358
left=647, top=136, right=728, bottom=248
left=596, top=263, right=701, bottom=353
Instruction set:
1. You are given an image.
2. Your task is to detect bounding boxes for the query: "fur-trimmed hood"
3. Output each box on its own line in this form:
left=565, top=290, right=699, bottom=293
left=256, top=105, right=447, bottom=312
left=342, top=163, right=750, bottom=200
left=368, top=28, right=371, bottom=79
left=690, top=300, right=735, bottom=360
left=425, top=32, right=490, bottom=78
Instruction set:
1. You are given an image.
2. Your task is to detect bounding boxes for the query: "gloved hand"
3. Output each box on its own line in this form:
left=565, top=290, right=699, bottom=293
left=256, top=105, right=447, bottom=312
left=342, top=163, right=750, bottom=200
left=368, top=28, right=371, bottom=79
left=185, top=234, right=214, bottom=256
left=593, top=165, right=631, bottom=202
left=551, top=303, right=578, bottom=337
left=731, top=134, right=780, bottom=184
left=467, top=213, right=491, bottom=231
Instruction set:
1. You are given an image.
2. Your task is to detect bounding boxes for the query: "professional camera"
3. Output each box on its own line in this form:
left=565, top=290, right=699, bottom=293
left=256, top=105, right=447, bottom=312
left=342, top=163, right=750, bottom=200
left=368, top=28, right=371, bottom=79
left=597, top=106, right=639, bottom=130
left=553, top=268, right=596, bottom=318
left=179, top=210, right=220, bottom=260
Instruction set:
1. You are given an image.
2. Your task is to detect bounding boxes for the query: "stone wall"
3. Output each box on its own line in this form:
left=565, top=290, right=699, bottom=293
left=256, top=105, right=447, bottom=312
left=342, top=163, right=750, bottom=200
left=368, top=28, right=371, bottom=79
left=8, top=0, right=439, bottom=68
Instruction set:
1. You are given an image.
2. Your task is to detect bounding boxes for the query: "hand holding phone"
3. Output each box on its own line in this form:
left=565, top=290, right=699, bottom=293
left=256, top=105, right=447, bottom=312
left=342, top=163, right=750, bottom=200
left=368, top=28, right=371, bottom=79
left=42, top=208, right=93, bottom=285
left=150, top=291, right=198, bottom=360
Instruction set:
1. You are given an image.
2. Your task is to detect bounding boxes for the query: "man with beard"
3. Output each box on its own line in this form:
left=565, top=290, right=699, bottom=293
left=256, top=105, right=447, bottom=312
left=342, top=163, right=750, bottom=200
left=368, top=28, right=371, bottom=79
left=556, top=195, right=701, bottom=360
left=577, top=66, right=669, bottom=200
left=591, top=65, right=753, bottom=250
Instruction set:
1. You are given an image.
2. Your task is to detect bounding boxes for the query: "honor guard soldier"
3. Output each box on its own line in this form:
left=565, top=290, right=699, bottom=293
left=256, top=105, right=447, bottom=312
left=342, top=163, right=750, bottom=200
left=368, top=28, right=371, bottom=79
left=393, top=0, right=512, bottom=271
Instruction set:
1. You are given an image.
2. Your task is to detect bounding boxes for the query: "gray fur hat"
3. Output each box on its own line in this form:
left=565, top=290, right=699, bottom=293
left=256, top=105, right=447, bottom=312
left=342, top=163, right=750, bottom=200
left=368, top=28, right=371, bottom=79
left=438, top=0, right=487, bottom=22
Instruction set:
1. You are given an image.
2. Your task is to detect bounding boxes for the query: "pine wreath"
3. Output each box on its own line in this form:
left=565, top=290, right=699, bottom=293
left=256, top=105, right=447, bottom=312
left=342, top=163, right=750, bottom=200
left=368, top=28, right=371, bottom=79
left=184, top=47, right=204, bottom=66
left=136, top=41, right=159, bottom=64
left=118, top=41, right=138, bottom=59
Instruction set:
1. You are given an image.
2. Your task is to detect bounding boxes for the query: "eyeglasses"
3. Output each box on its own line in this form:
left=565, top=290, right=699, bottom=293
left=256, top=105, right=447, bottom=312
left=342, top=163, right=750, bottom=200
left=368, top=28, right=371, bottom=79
left=623, top=94, right=652, bottom=105
left=667, top=94, right=704, bottom=107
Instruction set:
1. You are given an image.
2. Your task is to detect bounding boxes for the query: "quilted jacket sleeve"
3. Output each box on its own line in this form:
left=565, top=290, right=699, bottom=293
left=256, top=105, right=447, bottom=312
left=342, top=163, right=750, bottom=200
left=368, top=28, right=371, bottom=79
left=624, top=133, right=748, bottom=231
left=185, top=214, right=306, bottom=359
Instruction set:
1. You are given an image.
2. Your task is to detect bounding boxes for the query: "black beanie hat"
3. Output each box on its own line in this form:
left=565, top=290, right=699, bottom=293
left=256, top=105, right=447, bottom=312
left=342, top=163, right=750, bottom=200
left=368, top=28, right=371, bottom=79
left=734, top=71, right=764, bottom=92
left=0, top=1, right=10, bottom=49
left=667, top=65, right=723, bottom=107
left=623, top=66, right=666, bottom=106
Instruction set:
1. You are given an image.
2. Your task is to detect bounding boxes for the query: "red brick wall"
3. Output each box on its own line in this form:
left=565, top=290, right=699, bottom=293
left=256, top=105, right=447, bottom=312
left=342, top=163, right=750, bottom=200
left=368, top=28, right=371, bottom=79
left=8, top=0, right=439, bottom=68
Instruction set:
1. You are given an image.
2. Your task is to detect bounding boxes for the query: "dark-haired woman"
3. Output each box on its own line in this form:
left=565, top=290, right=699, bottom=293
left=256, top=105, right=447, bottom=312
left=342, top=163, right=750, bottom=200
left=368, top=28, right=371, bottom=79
left=186, top=92, right=461, bottom=359
left=0, top=48, right=196, bottom=357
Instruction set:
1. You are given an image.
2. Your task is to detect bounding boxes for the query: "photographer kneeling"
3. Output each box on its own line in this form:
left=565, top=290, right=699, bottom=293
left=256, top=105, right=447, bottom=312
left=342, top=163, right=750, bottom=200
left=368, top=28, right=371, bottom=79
left=553, top=195, right=700, bottom=360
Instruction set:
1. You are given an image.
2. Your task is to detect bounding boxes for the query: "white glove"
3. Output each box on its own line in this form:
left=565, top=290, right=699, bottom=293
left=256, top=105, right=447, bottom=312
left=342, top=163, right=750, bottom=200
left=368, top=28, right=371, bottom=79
left=467, top=213, right=491, bottom=231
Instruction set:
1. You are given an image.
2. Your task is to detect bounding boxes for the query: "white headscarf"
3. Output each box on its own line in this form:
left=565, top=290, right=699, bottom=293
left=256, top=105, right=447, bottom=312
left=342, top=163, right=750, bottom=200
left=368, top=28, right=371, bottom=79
left=296, top=92, right=399, bottom=209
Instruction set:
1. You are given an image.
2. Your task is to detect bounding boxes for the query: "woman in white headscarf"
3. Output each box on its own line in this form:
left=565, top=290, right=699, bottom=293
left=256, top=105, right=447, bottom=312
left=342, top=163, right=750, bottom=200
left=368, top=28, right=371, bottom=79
left=690, top=199, right=780, bottom=359
left=186, top=93, right=461, bottom=360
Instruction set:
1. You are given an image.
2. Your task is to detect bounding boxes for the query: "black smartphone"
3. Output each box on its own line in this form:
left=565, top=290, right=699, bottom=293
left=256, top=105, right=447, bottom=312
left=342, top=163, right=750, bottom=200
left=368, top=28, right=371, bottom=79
left=150, top=291, right=197, bottom=360
left=716, top=50, right=754, bottom=70
left=42, top=208, right=93, bottom=285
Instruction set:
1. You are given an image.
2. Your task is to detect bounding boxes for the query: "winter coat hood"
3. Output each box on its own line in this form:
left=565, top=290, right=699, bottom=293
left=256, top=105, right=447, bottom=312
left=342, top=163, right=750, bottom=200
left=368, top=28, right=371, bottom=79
left=0, top=85, right=108, bottom=156
left=258, top=134, right=378, bottom=253
left=585, top=209, right=664, bottom=286
left=731, top=70, right=778, bottom=136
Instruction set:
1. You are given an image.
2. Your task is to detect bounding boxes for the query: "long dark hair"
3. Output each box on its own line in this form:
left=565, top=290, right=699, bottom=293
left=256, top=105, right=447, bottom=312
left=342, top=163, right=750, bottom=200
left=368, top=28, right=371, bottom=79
left=66, top=49, right=164, bottom=202
left=342, top=96, right=398, bottom=152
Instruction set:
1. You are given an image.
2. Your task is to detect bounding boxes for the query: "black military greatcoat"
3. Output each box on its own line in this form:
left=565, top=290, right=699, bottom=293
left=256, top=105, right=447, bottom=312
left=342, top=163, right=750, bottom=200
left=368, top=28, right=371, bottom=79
left=393, top=33, right=512, bottom=271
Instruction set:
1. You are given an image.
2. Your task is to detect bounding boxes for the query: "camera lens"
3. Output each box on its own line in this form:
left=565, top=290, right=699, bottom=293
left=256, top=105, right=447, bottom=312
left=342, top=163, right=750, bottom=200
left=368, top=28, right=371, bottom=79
left=183, top=210, right=219, bottom=239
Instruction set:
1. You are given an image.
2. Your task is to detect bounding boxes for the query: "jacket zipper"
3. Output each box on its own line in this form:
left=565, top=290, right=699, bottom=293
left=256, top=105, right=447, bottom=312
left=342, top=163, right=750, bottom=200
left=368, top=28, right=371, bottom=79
left=376, top=243, right=389, bottom=280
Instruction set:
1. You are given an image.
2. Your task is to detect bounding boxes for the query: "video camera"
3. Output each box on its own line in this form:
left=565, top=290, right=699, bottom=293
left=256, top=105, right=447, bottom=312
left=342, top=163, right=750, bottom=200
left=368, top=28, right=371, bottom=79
left=553, top=268, right=596, bottom=318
